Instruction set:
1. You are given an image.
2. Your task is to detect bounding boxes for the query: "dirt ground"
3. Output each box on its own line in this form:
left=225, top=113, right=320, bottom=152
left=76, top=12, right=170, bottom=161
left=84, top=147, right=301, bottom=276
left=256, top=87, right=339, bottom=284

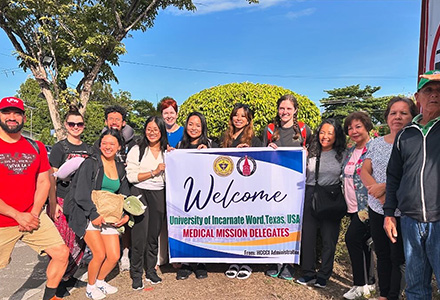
left=65, top=261, right=360, bottom=300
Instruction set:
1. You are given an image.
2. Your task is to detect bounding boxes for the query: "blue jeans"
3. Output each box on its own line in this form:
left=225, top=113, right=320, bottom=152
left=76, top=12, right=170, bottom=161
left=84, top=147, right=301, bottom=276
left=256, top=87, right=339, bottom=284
left=401, top=216, right=440, bottom=300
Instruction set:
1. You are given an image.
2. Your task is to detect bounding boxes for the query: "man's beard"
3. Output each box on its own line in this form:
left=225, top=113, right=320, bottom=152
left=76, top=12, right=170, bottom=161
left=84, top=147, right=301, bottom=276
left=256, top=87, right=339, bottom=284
left=0, top=119, right=24, bottom=133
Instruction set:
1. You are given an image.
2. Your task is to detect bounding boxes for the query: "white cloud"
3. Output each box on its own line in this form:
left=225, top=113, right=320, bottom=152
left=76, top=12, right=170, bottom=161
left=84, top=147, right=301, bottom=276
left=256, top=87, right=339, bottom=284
left=285, top=7, right=316, bottom=19
left=167, top=0, right=292, bottom=15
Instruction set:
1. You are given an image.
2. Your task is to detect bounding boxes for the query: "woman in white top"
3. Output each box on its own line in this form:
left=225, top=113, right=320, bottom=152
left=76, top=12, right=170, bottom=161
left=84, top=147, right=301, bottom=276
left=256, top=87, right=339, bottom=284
left=360, top=97, right=417, bottom=300
left=126, top=116, right=167, bottom=290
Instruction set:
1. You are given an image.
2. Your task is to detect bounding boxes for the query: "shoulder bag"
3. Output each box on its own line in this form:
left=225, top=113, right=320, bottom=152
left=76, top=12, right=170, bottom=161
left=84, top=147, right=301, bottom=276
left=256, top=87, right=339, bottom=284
left=311, top=152, right=347, bottom=221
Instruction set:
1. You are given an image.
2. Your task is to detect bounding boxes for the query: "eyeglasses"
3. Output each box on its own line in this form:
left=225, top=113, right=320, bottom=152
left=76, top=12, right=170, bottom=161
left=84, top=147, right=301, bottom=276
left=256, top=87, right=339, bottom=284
left=67, top=122, right=84, bottom=128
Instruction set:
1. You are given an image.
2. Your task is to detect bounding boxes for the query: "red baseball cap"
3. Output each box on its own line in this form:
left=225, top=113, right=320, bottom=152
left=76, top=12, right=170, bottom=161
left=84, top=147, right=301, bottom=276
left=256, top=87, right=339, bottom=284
left=0, top=97, right=25, bottom=112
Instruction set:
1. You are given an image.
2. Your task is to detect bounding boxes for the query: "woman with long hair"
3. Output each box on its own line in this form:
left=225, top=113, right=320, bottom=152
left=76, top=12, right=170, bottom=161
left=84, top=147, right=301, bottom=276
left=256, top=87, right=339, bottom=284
left=221, top=103, right=261, bottom=148
left=360, top=97, right=417, bottom=300
left=126, top=116, right=168, bottom=289
left=262, top=94, right=311, bottom=149
left=296, top=119, right=346, bottom=288
left=177, top=112, right=217, bottom=149
left=174, top=112, right=217, bottom=280
left=263, top=94, right=312, bottom=281
left=48, top=105, right=91, bottom=282
left=67, top=129, right=130, bottom=300
left=342, top=112, right=375, bottom=299
left=222, top=103, right=260, bottom=280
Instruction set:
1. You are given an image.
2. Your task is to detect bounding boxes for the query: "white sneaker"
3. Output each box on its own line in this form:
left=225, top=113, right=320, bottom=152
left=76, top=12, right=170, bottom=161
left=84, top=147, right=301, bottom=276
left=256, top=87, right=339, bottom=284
left=86, top=286, right=106, bottom=300
left=119, top=256, right=130, bottom=271
left=97, top=281, right=118, bottom=295
left=343, top=285, right=364, bottom=299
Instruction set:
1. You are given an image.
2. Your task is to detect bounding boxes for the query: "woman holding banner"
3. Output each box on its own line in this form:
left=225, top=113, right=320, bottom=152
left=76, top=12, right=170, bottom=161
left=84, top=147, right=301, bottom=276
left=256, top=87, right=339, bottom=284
left=221, top=103, right=262, bottom=148
left=262, top=94, right=312, bottom=281
left=176, top=112, right=218, bottom=149
left=262, top=94, right=311, bottom=149
left=174, top=111, right=217, bottom=280
left=360, top=97, right=416, bottom=300
left=126, top=116, right=168, bottom=289
left=296, top=118, right=346, bottom=288
left=222, top=103, right=260, bottom=279
left=341, top=112, right=375, bottom=300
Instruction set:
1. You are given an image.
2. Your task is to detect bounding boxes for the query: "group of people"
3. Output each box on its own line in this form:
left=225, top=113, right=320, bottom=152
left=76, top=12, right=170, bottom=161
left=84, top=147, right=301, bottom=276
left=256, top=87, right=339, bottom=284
left=1, top=70, right=440, bottom=300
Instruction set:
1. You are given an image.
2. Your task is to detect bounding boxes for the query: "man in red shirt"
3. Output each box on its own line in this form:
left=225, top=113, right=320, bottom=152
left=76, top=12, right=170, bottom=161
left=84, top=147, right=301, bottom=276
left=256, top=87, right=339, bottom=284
left=0, top=96, right=68, bottom=300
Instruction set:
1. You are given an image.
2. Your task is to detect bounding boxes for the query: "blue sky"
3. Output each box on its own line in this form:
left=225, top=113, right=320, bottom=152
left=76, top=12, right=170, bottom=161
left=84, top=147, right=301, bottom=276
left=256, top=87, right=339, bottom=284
left=0, top=0, right=421, bottom=109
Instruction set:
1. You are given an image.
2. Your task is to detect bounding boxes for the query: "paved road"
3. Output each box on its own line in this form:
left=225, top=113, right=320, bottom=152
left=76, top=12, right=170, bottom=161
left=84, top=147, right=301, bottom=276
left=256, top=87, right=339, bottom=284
left=0, top=241, right=49, bottom=300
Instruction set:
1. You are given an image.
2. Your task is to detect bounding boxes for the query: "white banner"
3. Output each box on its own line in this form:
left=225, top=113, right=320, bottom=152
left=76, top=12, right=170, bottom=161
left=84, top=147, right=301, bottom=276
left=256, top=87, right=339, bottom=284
left=165, top=147, right=305, bottom=264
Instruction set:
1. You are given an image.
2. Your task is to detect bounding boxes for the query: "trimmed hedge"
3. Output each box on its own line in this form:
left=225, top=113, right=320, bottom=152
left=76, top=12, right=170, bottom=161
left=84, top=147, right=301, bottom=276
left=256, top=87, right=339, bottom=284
left=179, top=82, right=321, bottom=140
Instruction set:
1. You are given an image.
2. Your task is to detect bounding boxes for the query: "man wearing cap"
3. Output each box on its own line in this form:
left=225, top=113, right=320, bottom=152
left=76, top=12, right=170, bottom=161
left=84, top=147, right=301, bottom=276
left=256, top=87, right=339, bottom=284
left=384, top=70, right=440, bottom=299
left=0, top=96, right=69, bottom=300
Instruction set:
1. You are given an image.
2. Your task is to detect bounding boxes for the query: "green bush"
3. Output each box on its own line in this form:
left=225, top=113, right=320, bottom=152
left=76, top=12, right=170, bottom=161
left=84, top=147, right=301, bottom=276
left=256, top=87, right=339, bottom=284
left=179, top=82, right=321, bottom=141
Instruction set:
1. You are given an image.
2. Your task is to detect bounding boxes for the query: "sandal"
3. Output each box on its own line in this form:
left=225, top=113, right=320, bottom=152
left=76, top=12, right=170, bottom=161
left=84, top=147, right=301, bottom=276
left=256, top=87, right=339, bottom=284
left=225, top=264, right=240, bottom=278
left=236, top=264, right=252, bottom=280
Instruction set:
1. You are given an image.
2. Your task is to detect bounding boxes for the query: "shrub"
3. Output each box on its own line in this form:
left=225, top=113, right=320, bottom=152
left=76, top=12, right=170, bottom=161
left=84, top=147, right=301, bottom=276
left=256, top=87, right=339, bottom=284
left=179, top=82, right=321, bottom=140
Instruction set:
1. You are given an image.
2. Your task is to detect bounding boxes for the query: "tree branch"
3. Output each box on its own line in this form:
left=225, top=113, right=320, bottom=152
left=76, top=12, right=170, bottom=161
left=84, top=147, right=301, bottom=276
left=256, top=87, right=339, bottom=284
left=123, top=0, right=141, bottom=25
left=111, top=0, right=124, bottom=33
left=124, top=0, right=159, bottom=34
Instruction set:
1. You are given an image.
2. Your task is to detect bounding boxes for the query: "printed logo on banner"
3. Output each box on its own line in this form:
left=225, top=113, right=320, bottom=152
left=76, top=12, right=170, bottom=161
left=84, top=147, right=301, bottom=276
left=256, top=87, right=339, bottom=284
left=213, top=156, right=234, bottom=177
left=236, top=155, right=257, bottom=177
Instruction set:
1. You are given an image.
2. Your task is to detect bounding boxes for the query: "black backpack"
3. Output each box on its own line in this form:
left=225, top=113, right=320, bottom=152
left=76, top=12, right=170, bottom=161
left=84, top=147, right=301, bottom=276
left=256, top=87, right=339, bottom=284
left=25, top=137, right=40, bottom=154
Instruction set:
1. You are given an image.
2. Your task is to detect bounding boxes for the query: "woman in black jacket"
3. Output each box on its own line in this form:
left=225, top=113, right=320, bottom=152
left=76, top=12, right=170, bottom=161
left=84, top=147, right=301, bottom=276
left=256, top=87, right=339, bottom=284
left=66, top=129, right=130, bottom=300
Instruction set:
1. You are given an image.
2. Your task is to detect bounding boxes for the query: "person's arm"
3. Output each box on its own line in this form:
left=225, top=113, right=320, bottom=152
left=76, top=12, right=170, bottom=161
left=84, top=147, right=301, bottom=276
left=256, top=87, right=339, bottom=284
left=125, top=145, right=142, bottom=183
left=384, top=140, right=404, bottom=243
left=47, top=142, right=63, bottom=221
left=0, top=170, right=50, bottom=232
left=360, top=159, right=386, bottom=203
left=48, top=167, right=62, bottom=221
left=137, top=163, right=165, bottom=182
left=30, top=170, right=51, bottom=217
left=0, top=199, right=39, bottom=232
left=126, top=146, right=164, bottom=182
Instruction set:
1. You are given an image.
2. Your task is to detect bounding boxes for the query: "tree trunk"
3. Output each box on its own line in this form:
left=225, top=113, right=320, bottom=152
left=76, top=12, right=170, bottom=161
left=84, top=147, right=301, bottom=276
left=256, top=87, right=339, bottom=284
left=42, top=87, right=65, bottom=141
left=31, top=66, right=66, bottom=141
left=79, top=57, right=106, bottom=115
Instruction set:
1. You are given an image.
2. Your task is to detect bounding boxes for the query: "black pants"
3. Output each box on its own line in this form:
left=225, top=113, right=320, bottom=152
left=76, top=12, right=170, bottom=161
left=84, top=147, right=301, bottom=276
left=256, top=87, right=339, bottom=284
left=369, top=208, right=405, bottom=300
left=345, top=212, right=375, bottom=286
left=130, top=186, right=166, bottom=279
left=301, top=185, right=341, bottom=280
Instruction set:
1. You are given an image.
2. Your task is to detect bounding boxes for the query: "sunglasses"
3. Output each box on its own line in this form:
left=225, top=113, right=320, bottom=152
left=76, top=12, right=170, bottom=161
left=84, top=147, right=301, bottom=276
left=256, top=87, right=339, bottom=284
left=67, top=122, right=84, bottom=128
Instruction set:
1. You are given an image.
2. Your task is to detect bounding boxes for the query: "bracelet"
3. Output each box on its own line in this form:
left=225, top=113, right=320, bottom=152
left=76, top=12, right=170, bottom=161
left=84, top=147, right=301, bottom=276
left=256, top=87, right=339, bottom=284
left=150, top=170, right=155, bottom=178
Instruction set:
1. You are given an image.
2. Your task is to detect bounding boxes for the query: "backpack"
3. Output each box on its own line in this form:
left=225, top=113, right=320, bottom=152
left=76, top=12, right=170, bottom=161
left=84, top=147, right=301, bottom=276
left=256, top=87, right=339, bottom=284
left=60, top=139, right=93, bottom=164
left=266, top=121, right=307, bottom=146
left=57, top=139, right=92, bottom=186
left=25, top=137, right=40, bottom=154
